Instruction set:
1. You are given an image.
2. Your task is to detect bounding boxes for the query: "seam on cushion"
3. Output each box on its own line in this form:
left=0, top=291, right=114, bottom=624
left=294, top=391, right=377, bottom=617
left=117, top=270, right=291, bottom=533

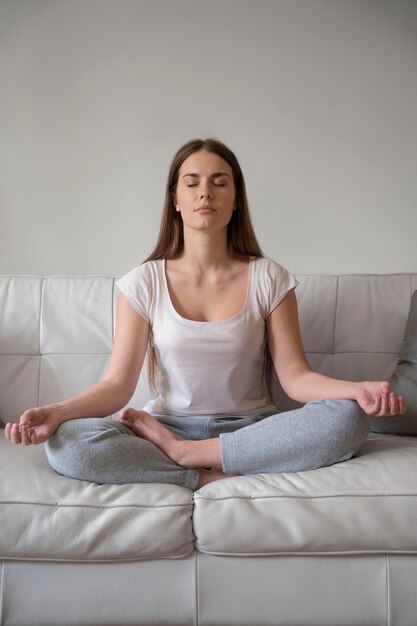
left=1, top=349, right=399, bottom=357
left=306, top=350, right=400, bottom=355
left=111, top=277, right=115, bottom=341
left=6, top=493, right=415, bottom=506
left=333, top=276, right=339, bottom=361
left=295, top=273, right=415, bottom=278
left=0, top=501, right=193, bottom=509
left=196, top=551, right=200, bottom=626
left=0, top=561, right=3, bottom=625
left=37, top=278, right=45, bottom=407
left=38, top=278, right=43, bottom=358
left=39, top=352, right=111, bottom=356
left=12, top=350, right=403, bottom=356
left=1, top=551, right=195, bottom=564
left=385, top=554, right=390, bottom=626
left=193, top=492, right=417, bottom=501
left=195, top=548, right=417, bottom=557
left=0, top=353, right=111, bottom=356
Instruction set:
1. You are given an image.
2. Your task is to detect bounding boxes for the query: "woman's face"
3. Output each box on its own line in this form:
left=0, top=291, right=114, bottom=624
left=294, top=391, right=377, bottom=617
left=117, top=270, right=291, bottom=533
left=173, top=150, right=236, bottom=233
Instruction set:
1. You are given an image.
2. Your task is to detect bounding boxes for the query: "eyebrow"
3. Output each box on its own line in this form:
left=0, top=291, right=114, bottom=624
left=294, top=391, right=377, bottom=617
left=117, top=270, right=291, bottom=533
left=181, top=172, right=231, bottom=178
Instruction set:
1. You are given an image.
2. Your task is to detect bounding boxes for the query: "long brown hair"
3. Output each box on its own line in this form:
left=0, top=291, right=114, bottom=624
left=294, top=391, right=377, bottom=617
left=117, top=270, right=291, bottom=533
left=145, top=138, right=263, bottom=261
left=144, top=138, right=264, bottom=391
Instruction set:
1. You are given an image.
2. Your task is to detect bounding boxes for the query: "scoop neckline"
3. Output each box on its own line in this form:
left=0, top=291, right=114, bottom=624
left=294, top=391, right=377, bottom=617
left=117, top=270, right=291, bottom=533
left=160, top=258, right=254, bottom=326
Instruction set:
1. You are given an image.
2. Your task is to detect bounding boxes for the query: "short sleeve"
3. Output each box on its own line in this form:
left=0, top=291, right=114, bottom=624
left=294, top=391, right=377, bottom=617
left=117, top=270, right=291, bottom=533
left=115, top=264, right=151, bottom=323
left=258, top=258, right=298, bottom=317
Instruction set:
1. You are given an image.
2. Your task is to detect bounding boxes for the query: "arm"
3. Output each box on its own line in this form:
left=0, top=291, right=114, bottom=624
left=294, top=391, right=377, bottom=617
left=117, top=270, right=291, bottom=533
left=5, top=293, right=149, bottom=444
left=266, top=290, right=406, bottom=416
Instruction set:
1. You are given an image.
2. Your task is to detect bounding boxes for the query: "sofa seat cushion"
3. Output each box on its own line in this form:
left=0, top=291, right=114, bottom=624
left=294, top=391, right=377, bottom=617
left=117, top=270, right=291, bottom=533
left=193, top=433, right=417, bottom=556
left=0, top=432, right=194, bottom=561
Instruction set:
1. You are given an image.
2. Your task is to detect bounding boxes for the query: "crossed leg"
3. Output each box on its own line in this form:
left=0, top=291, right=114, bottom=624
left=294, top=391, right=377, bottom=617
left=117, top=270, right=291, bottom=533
left=117, top=408, right=234, bottom=487
left=118, top=399, right=370, bottom=477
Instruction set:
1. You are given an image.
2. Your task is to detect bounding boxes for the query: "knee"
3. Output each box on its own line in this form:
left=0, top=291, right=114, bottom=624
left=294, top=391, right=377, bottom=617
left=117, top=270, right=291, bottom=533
left=336, top=399, right=370, bottom=440
left=45, top=418, right=113, bottom=481
left=326, top=399, right=370, bottom=461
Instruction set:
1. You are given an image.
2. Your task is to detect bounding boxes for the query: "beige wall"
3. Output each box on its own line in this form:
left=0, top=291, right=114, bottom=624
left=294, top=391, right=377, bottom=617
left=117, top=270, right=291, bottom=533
left=1, top=0, right=416, bottom=276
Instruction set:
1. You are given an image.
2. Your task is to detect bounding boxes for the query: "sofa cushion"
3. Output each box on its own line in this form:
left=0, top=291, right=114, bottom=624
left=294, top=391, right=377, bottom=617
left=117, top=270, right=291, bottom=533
left=193, top=433, right=417, bottom=555
left=371, top=290, right=417, bottom=435
left=0, top=432, right=194, bottom=561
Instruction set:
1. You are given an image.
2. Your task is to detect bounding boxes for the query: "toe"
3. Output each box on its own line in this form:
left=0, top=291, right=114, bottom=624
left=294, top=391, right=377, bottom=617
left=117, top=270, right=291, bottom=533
left=118, top=407, right=135, bottom=422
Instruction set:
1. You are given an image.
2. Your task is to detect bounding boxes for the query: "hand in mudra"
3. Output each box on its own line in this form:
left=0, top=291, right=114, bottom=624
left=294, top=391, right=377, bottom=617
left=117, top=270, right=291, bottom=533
left=356, top=381, right=406, bottom=417
left=5, top=408, right=61, bottom=445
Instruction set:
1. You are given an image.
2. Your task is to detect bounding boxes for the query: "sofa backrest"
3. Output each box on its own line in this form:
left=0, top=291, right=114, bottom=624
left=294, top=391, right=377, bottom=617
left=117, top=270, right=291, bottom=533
left=0, top=273, right=416, bottom=423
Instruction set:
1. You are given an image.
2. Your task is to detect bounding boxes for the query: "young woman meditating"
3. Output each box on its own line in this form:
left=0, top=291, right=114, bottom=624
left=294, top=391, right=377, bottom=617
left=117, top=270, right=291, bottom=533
left=5, top=138, right=406, bottom=489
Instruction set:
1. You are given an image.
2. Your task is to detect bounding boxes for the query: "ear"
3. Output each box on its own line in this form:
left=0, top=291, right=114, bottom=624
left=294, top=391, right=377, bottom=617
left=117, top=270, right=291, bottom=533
left=172, top=192, right=180, bottom=211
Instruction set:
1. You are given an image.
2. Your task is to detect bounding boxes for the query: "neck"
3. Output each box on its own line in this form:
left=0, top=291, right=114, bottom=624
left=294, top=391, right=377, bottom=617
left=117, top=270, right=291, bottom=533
left=177, top=229, right=233, bottom=273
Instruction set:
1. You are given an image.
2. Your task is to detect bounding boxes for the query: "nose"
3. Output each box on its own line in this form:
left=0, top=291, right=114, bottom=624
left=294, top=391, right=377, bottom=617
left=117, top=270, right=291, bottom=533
left=200, top=187, right=212, bottom=199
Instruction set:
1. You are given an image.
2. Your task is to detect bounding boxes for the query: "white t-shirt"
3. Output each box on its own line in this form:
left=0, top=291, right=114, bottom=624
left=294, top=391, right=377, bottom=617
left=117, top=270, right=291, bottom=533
left=116, top=257, right=298, bottom=418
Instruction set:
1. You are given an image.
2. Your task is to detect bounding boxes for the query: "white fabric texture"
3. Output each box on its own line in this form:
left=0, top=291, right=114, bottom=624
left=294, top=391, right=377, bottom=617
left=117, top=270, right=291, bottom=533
left=116, top=257, right=298, bottom=418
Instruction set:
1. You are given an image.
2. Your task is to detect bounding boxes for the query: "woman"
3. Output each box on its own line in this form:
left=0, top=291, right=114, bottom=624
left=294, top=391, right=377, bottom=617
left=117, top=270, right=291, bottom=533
left=5, top=138, right=406, bottom=489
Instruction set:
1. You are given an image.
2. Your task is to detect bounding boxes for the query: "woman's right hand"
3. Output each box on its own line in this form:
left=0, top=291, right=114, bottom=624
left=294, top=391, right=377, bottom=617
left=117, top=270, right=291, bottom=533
left=4, top=295, right=149, bottom=447
left=5, top=407, right=62, bottom=445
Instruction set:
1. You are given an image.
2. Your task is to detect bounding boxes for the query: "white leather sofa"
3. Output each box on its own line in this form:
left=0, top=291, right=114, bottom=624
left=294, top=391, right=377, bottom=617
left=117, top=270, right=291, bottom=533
left=0, top=272, right=416, bottom=626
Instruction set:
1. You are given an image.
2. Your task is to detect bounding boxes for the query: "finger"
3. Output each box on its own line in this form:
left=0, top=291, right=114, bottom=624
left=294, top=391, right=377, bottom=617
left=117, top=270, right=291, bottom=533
left=20, top=408, right=36, bottom=426
left=380, top=381, right=392, bottom=394
left=5, top=423, right=12, bottom=440
left=119, top=415, right=133, bottom=424
left=20, top=426, right=30, bottom=446
left=10, top=423, right=22, bottom=444
left=378, top=392, right=390, bottom=416
left=369, top=395, right=381, bottom=416
left=119, top=408, right=136, bottom=422
left=29, top=429, right=39, bottom=445
left=398, top=396, right=407, bottom=414
left=388, top=393, right=400, bottom=416
left=118, top=408, right=129, bottom=421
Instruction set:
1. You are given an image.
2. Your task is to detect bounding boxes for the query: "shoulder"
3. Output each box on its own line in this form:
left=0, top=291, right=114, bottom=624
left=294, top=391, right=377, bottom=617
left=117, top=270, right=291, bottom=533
left=117, top=260, right=162, bottom=288
left=253, top=256, right=294, bottom=280
left=252, top=257, right=298, bottom=316
left=115, top=261, right=163, bottom=322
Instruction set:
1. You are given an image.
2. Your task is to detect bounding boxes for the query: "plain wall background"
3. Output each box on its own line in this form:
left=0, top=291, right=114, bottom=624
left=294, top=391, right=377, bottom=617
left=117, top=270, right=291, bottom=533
left=1, top=0, right=416, bottom=277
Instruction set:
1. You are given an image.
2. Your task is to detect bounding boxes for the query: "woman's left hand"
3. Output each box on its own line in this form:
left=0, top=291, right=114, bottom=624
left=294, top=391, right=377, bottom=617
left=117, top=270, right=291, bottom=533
left=356, top=381, right=407, bottom=416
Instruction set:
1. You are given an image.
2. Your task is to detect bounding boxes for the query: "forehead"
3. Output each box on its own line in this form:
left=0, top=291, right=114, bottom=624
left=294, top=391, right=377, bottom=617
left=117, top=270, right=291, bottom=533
left=179, top=151, right=233, bottom=177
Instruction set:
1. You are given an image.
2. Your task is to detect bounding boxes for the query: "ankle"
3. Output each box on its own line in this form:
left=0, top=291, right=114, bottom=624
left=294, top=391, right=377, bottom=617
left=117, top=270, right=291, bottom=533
left=197, top=468, right=238, bottom=488
left=171, top=439, right=195, bottom=467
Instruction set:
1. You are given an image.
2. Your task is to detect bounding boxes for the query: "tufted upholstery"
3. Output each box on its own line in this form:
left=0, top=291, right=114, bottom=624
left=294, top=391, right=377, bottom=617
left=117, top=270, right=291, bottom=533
left=1, top=272, right=416, bottom=422
left=1, top=272, right=416, bottom=626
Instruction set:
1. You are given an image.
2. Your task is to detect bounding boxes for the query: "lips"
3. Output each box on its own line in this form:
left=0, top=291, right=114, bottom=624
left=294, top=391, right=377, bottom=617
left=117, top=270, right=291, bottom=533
left=195, top=205, right=215, bottom=212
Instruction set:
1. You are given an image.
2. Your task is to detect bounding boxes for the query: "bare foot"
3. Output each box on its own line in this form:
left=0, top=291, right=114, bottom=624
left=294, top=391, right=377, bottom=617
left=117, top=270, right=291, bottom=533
left=118, top=408, right=186, bottom=463
left=118, top=408, right=222, bottom=470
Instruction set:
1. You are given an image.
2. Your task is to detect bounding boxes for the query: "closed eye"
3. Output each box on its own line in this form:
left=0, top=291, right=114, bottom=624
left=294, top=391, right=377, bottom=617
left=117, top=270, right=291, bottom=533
left=186, top=183, right=226, bottom=187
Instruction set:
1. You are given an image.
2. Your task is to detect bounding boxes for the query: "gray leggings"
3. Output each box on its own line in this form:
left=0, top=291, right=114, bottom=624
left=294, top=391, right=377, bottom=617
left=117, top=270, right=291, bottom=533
left=45, top=400, right=370, bottom=491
